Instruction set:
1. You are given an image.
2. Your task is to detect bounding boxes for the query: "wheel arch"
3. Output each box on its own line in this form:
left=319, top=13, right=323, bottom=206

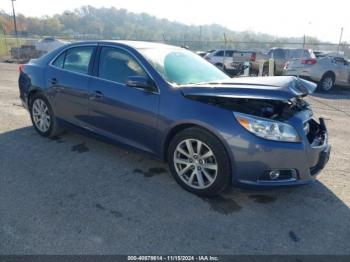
left=163, top=123, right=197, bottom=161
left=322, top=70, right=336, bottom=81
left=162, top=122, right=234, bottom=169
left=27, top=88, right=43, bottom=107
left=27, top=89, right=57, bottom=116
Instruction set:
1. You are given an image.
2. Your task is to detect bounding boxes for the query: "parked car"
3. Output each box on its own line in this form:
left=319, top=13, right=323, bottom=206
left=284, top=55, right=350, bottom=91
left=35, top=37, right=68, bottom=53
left=18, top=41, right=330, bottom=196
left=252, top=48, right=316, bottom=76
left=196, top=51, right=208, bottom=57
left=204, top=49, right=234, bottom=69
left=313, top=50, right=345, bottom=58
left=204, top=49, right=256, bottom=76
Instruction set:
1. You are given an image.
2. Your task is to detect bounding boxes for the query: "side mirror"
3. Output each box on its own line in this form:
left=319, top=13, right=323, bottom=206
left=126, top=76, right=157, bottom=92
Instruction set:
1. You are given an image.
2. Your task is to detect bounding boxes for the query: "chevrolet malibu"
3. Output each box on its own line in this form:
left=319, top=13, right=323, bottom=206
left=18, top=41, right=331, bottom=196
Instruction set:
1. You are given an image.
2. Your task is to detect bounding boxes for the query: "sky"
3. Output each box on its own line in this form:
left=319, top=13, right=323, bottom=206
left=0, top=0, right=349, bottom=43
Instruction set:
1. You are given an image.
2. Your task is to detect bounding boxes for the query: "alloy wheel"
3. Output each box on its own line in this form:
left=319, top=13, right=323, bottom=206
left=322, top=77, right=333, bottom=91
left=173, top=139, right=218, bottom=189
left=32, top=98, right=51, bottom=133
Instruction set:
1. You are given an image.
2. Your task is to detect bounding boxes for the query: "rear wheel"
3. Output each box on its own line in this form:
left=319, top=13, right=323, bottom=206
left=168, top=127, right=231, bottom=196
left=29, top=94, right=62, bottom=137
left=319, top=73, right=335, bottom=91
left=214, top=63, right=226, bottom=71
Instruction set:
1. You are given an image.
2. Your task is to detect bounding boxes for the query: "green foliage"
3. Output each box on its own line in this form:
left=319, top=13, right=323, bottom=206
left=0, top=6, right=342, bottom=52
left=0, top=21, right=8, bottom=57
left=0, top=7, right=302, bottom=41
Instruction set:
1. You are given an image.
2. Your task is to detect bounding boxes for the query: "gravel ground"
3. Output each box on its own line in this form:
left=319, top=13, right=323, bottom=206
left=0, top=62, right=349, bottom=255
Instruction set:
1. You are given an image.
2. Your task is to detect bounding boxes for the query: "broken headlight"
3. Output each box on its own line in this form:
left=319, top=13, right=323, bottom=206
left=234, top=113, right=300, bottom=142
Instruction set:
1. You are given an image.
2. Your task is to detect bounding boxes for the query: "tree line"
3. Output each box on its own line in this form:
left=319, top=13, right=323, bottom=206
left=0, top=5, right=343, bottom=52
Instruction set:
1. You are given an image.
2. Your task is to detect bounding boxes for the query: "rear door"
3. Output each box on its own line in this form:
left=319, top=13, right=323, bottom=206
left=46, top=45, right=96, bottom=125
left=86, top=45, right=160, bottom=154
left=232, top=51, right=254, bottom=63
left=334, top=58, right=350, bottom=84
left=223, top=50, right=234, bottom=68
left=273, top=49, right=287, bottom=74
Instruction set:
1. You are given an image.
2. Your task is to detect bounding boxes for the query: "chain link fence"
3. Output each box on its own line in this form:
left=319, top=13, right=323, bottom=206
left=1, top=35, right=350, bottom=59
left=1, top=35, right=349, bottom=115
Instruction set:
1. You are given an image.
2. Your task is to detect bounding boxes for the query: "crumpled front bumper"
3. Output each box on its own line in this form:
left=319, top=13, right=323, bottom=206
left=227, top=115, right=331, bottom=188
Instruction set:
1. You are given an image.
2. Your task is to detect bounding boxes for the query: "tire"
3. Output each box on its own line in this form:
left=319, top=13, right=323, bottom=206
left=262, top=64, right=269, bottom=76
left=168, top=127, right=231, bottom=197
left=29, top=93, right=62, bottom=138
left=214, top=63, right=225, bottom=71
left=318, top=73, right=335, bottom=92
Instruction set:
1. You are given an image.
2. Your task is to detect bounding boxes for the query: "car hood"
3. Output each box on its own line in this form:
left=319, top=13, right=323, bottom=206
left=181, top=76, right=317, bottom=101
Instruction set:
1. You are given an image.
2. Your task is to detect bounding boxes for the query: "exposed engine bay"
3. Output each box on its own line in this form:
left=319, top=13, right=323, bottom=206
left=185, top=95, right=311, bottom=120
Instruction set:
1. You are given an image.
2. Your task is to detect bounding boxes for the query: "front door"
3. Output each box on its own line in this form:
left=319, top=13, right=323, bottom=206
left=87, top=46, right=160, bottom=154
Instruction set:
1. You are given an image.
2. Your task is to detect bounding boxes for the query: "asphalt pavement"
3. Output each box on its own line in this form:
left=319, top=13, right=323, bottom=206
left=0, top=62, right=349, bottom=254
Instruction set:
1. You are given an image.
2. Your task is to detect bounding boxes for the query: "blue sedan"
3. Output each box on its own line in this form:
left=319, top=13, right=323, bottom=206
left=18, top=41, right=330, bottom=196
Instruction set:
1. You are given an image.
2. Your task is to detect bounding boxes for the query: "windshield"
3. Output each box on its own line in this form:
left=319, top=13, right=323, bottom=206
left=287, top=49, right=315, bottom=59
left=138, top=47, right=229, bottom=85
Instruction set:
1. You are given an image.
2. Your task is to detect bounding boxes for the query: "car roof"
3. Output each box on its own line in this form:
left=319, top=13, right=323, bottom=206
left=68, top=40, right=181, bottom=50
left=35, top=40, right=186, bottom=66
left=270, top=47, right=309, bottom=51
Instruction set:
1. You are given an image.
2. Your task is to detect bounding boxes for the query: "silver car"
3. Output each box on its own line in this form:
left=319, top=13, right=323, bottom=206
left=252, top=48, right=315, bottom=76
left=283, top=55, right=350, bottom=91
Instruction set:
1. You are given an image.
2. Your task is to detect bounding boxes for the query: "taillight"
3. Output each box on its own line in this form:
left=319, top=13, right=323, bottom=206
left=301, top=58, right=317, bottom=65
left=19, top=64, right=24, bottom=72
left=250, top=52, right=256, bottom=62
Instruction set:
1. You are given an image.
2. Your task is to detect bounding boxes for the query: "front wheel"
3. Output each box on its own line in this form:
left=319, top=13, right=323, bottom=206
left=168, top=127, right=231, bottom=196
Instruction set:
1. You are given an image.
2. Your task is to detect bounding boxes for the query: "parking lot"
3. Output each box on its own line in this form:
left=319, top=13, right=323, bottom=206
left=0, top=62, right=349, bottom=254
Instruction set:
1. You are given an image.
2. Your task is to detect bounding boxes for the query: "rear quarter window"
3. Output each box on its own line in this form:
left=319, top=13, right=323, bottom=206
left=287, top=49, right=313, bottom=59
left=51, top=46, right=95, bottom=75
left=52, top=52, right=65, bottom=68
left=64, top=46, right=95, bottom=74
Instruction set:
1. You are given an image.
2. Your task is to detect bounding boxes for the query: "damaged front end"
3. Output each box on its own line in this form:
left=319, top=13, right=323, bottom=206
left=181, top=76, right=317, bottom=121
left=182, top=77, right=328, bottom=145
left=181, top=76, right=330, bottom=183
left=184, top=95, right=310, bottom=121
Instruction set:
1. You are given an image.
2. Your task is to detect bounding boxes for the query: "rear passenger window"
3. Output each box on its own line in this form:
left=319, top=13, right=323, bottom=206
left=225, top=51, right=234, bottom=57
left=98, top=47, right=146, bottom=84
left=62, top=46, right=95, bottom=74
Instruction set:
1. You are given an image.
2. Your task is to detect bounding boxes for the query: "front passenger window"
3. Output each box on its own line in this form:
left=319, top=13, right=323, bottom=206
left=98, top=47, right=147, bottom=84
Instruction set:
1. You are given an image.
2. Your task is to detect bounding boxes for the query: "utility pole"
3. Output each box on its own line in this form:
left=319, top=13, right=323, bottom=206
left=199, top=26, right=202, bottom=50
left=338, top=27, right=343, bottom=54
left=11, top=0, right=20, bottom=60
left=223, top=33, right=227, bottom=71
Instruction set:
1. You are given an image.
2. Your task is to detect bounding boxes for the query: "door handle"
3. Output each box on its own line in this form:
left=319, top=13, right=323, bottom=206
left=90, top=90, right=104, bottom=100
left=50, top=78, right=58, bottom=85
